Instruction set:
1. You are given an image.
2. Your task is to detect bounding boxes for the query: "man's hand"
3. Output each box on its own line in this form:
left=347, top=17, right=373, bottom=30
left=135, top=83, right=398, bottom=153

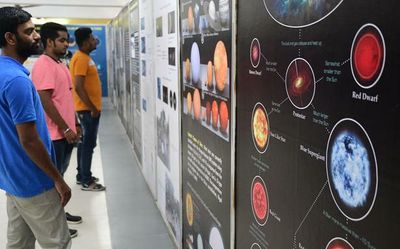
left=54, top=178, right=71, bottom=207
left=64, top=129, right=78, bottom=144
left=76, top=125, right=82, bottom=138
left=91, top=108, right=100, bottom=118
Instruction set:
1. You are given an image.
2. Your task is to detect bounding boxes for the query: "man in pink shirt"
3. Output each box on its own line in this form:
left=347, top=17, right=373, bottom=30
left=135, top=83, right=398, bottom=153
left=32, top=22, right=82, bottom=238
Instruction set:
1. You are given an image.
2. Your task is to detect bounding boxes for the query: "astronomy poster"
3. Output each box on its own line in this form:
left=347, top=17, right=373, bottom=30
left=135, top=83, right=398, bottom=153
left=180, top=0, right=233, bottom=248
left=153, top=0, right=182, bottom=246
left=236, top=1, right=400, bottom=249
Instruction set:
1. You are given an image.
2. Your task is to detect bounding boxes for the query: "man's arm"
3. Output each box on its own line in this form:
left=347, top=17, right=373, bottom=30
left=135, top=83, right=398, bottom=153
left=75, top=75, right=100, bottom=117
left=38, top=90, right=78, bottom=143
left=15, top=121, right=71, bottom=206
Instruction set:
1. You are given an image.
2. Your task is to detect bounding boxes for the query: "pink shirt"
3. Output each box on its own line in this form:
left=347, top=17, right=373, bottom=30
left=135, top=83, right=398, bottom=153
left=32, top=55, right=76, bottom=140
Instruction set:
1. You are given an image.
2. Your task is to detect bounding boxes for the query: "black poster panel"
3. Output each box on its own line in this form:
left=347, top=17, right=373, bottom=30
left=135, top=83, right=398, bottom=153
left=236, top=1, right=400, bottom=249
left=180, top=0, right=233, bottom=248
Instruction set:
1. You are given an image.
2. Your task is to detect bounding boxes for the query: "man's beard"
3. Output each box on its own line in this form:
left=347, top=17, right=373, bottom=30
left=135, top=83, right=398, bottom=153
left=15, top=34, right=40, bottom=58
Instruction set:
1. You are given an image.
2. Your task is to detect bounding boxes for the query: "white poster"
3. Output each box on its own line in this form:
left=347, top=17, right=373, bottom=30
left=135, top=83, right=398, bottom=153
left=139, top=0, right=157, bottom=197
left=154, top=0, right=182, bottom=246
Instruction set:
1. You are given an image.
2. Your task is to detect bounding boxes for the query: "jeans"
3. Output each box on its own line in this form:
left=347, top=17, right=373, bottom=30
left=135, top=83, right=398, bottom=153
left=77, top=111, right=100, bottom=185
left=53, top=138, right=74, bottom=177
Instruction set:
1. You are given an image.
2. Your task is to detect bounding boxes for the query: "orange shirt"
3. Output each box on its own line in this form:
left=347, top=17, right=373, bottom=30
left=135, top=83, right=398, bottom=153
left=69, top=50, right=102, bottom=111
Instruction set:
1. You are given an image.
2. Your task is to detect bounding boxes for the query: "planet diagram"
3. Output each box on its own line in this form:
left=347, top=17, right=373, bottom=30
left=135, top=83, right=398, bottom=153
left=191, top=42, right=201, bottom=84
left=193, top=88, right=201, bottom=120
left=251, top=176, right=269, bottom=226
left=325, top=237, right=354, bottom=249
left=263, top=0, right=344, bottom=28
left=214, top=40, right=228, bottom=92
left=219, top=101, right=229, bottom=133
left=251, top=102, right=270, bottom=154
left=250, top=38, right=261, bottom=68
left=186, top=192, right=194, bottom=226
left=209, top=226, right=224, bottom=249
left=285, top=58, right=315, bottom=109
left=326, top=118, right=378, bottom=221
left=351, top=23, right=385, bottom=89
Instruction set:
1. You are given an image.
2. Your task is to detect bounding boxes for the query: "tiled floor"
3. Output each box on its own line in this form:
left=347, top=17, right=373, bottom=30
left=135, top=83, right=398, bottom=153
left=0, top=98, right=175, bottom=249
left=0, top=145, right=112, bottom=249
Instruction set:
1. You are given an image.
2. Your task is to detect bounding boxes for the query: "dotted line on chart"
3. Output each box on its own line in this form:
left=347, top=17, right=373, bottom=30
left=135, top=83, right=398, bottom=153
left=311, top=103, right=316, bottom=110
left=345, top=219, right=349, bottom=240
left=298, top=48, right=301, bottom=57
left=279, top=97, right=289, bottom=106
left=275, top=70, right=285, bottom=83
left=295, top=181, right=328, bottom=235
left=341, top=58, right=350, bottom=66
left=293, top=235, right=297, bottom=249
left=299, top=29, right=302, bottom=41
left=315, top=76, right=324, bottom=85
left=261, top=52, right=268, bottom=62
left=268, top=97, right=288, bottom=116
left=325, top=127, right=331, bottom=134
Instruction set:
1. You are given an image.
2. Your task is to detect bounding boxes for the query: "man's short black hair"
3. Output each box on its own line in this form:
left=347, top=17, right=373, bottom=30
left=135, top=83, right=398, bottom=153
left=0, top=7, right=32, bottom=48
left=74, top=27, right=92, bottom=48
left=40, top=22, right=68, bottom=49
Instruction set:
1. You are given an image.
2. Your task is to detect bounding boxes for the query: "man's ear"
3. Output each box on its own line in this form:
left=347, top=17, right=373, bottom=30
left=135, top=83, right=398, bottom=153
left=4, top=32, right=17, bottom=46
left=47, top=38, right=54, bottom=48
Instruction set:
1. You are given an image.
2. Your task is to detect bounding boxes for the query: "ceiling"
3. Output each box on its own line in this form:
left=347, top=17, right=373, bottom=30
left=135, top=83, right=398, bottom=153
left=0, top=0, right=131, bottom=19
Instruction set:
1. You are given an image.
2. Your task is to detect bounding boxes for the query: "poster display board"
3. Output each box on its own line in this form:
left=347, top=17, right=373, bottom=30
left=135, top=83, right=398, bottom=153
left=180, top=0, right=233, bottom=248
left=153, top=0, right=182, bottom=246
left=236, top=1, right=400, bottom=249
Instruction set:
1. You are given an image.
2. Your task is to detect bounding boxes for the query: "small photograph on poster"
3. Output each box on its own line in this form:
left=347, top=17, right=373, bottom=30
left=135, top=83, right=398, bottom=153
left=183, top=86, right=202, bottom=124
left=181, top=0, right=231, bottom=36
left=157, top=110, right=170, bottom=169
left=141, top=60, right=146, bottom=76
left=201, top=93, right=230, bottom=142
left=156, top=16, right=163, bottom=37
left=168, top=47, right=176, bottom=66
left=163, top=86, right=169, bottom=104
left=183, top=40, right=230, bottom=98
left=165, top=174, right=181, bottom=241
left=130, top=35, right=136, bottom=58
left=140, top=17, right=145, bottom=30
left=141, top=37, right=146, bottom=54
left=157, top=77, right=162, bottom=100
left=168, top=11, right=176, bottom=34
left=203, top=0, right=230, bottom=32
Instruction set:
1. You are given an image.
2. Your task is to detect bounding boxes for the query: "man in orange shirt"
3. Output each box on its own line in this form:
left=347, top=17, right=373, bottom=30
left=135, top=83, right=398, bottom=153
left=69, top=27, right=105, bottom=191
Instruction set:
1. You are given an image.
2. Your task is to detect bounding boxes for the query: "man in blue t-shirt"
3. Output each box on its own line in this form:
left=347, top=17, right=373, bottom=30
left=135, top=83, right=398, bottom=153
left=0, top=7, right=71, bottom=249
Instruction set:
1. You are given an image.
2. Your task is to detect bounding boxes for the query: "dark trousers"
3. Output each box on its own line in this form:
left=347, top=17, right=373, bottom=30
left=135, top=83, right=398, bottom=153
left=53, top=138, right=74, bottom=177
left=77, top=111, right=100, bottom=185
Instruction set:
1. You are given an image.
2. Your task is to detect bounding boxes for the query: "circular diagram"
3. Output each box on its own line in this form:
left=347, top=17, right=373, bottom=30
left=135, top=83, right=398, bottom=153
left=214, top=40, right=228, bottom=92
left=251, top=243, right=261, bottom=249
left=285, top=58, right=316, bottom=109
left=209, top=226, right=224, bottom=249
left=197, top=234, right=203, bottom=249
left=326, top=118, right=378, bottom=221
left=262, top=0, right=343, bottom=28
left=186, top=192, right=194, bottom=226
left=251, top=102, right=270, bottom=154
left=325, top=237, right=354, bottom=249
left=191, top=42, right=201, bottom=84
left=251, top=176, right=269, bottom=226
left=350, top=23, right=385, bottom=89
left=250, top=38, right=261, bottom=68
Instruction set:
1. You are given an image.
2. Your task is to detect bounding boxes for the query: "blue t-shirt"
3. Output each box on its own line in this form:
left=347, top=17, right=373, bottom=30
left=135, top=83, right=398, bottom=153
left=0, top=56, right=55, bottom=197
